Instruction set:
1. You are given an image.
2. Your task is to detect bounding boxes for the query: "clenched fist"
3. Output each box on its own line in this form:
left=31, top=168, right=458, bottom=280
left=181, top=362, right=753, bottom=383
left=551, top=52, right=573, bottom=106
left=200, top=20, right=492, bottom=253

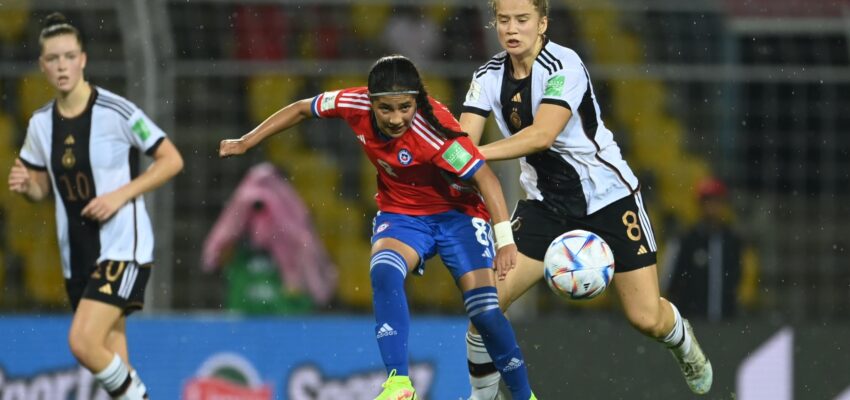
left=219, top=139, right=248, bottom=158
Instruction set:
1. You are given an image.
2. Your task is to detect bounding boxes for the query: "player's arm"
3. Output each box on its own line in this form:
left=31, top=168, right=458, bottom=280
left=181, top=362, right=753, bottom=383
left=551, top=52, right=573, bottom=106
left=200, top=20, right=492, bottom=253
left=8, top=158, right=50, bottom=201
left=459, top=112, right=488, bottom=146
left=469, top=163, right=517, bottom=279
left=82, top=138, right=184, bottom=221
left=477, top=104, right=571, bottom=161
left=219, top=98, right=314, bottom=157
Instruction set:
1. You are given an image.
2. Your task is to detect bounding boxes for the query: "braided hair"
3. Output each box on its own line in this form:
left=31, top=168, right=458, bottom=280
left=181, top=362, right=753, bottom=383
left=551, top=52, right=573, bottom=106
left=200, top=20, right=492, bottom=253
left=39, top=12, right=84, bottom=51
left=367, top=55, right=467, bottom=139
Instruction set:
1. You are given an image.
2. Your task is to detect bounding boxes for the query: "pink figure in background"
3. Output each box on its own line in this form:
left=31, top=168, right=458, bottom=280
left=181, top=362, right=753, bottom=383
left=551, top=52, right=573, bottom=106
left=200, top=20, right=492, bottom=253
left=202, top=162, right=338, bottom=305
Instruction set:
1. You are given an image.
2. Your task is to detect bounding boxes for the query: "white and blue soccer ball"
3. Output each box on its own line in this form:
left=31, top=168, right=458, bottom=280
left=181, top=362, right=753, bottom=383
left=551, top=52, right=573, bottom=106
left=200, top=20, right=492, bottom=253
left=543, top=229, right=615, bottom=300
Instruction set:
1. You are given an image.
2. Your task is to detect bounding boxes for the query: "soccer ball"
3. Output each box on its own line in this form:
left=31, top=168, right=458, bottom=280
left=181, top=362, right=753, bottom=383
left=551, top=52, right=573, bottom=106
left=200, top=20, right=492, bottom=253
left=543, top=230, right=615, bottom=300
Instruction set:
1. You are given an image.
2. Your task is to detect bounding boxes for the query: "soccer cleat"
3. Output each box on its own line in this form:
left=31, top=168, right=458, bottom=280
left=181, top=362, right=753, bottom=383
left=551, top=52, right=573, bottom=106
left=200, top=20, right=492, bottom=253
left=375, top=369, right=417, bottom=400
left=671, top=320, right=713, bottom=394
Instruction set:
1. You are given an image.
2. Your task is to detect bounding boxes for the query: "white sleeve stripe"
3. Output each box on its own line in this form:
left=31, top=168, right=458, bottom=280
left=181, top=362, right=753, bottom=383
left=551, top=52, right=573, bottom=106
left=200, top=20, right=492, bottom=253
left=459, top=158, right=482, bottom=177
left=412, top=120, right=444, bottom=146
left=412, top=115, right=445, bottom=145
left=411, top=125, right=441, bottom=150
left=341, top=93, right=369, bottom=99
left=339, top=98, right=371, bottom=106
left=338, top=103, right=371, bottom=111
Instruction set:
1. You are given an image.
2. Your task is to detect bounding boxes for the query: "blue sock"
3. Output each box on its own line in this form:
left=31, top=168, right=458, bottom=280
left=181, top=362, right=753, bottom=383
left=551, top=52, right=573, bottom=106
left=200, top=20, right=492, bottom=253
left=370, top=249, right=411, bottom=376
left=464, top=286, right=532, bottom=399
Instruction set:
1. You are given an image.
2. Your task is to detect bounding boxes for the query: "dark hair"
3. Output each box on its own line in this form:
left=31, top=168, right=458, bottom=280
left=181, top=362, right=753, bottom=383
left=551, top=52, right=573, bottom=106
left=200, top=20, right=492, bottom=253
left=367, top=55, right=466, bottom=139
left=39, top=12, right=84, bottom=51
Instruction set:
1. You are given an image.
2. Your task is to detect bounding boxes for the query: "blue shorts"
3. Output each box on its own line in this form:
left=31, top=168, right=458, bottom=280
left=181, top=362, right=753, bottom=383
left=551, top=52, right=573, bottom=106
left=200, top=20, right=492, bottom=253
left=371, top=210, right=495, bottom=281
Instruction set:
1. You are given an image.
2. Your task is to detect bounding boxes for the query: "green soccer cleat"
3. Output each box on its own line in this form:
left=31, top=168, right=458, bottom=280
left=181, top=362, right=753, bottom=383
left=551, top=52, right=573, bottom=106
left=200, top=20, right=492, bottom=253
left=375, top=369, right=417, bottom=400
left=672, top=320, right=713, bottom=394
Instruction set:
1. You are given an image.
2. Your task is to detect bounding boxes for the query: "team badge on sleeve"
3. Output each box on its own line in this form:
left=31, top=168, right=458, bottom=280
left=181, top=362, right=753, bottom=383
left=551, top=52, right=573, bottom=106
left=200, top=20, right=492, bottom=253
left=132, top=119, right=151, bottom=141
left=545, top=75, right=565, bottom=97
left=398, top=149, right=413, bottom=165
left=321, top=90, right=340, bottom=112
left=442, top=142, right=472, bottom=172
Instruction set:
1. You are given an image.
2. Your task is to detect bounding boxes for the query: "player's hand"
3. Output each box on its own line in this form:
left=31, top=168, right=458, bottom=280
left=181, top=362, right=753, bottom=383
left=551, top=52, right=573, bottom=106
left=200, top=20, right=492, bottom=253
left=82, top=191, right=126, bottom=222
left=493, top=243, right=517, bottom=280
left=219, top=138, right=248, bottom=158
left=8, top=158, right=31, bottom=194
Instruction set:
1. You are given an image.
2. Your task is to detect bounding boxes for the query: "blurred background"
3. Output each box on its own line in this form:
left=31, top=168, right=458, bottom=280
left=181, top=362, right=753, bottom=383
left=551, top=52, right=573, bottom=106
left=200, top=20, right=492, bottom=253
left=1, top=0, right=848, bottom=399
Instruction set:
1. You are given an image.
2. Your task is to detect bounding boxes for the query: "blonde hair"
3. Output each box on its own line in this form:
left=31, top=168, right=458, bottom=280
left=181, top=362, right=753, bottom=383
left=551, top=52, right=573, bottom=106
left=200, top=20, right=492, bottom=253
left=489, top=0, right=549, bottom=19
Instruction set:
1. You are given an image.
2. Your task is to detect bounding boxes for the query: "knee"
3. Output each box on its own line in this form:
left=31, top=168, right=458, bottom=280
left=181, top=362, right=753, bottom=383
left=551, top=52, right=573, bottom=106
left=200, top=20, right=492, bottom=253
left=68, top=325, right=94, bottom=362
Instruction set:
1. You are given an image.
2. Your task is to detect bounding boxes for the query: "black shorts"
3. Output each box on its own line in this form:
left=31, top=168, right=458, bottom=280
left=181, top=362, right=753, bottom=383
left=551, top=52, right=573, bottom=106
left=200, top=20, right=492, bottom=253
left=512, top=193, right=658, bottom=273
left=65, top=260, right=152, bottom=315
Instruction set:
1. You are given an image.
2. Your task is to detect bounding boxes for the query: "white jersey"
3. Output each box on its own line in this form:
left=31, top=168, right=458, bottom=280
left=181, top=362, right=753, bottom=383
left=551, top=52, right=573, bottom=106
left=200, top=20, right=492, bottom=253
left=463, top=39, right=639, bottom=217
left=19, top=87, right=165, bottom=279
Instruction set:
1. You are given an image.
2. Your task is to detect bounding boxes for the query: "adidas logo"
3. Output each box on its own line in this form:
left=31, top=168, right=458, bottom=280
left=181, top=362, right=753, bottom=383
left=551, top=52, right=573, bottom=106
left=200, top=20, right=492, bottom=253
left=481, top=248, right=492, bottom=259
left=637, top=245, right=648, bottom=255
left=502, top=357, right=524, bottom=372
left=376, top=323, right=398, bottom=339
left=99, top=283, right=112, bottom=295
left=358, top=134, right=366, bottom=144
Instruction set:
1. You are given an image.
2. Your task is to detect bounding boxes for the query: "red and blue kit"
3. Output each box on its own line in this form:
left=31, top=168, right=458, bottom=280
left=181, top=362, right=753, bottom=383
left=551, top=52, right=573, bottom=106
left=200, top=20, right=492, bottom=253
left=311, top=87, right=488, bottom=219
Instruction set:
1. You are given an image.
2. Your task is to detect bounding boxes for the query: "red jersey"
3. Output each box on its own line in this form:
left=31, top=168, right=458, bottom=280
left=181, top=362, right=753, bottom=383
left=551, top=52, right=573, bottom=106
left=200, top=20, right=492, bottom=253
left=311, top=87, right=489, bottom=219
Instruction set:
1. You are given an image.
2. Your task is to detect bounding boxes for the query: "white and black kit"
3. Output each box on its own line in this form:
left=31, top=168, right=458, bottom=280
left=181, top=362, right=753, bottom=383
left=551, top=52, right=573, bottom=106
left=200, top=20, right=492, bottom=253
left=464, top=39, right=657, bottom=271
left=19, top=87, right=165, bottom=312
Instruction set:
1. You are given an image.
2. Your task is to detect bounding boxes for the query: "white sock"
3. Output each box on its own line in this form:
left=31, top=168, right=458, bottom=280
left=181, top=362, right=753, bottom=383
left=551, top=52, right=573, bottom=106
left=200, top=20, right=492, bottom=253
left=661, top=303, right=692, bottom=357
left=467, top=332, right=500, bottom=400
left=94, top=354, right=131, bottom=396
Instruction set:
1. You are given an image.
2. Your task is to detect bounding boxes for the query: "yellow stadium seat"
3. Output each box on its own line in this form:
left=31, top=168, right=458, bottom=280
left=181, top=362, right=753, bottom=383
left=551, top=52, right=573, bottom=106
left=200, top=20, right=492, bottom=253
left=18, top=71, right=54, bottom=124
left=421, top=76, right=453, bottom=110
left=350, top=4, right=391, bottom=39
left=425, top=4, right=452, bottom=25
left=0, top=112, right=16, bottom=202
left=0, top=0, right=30, bottom=43
left=322, top=75, right=367, bottom=92
left=247, top=74, right=304, bottom=125
left=407, top=257, right=462, bottom=311
left=360, top=156, right=377, bottom=205
left=8, top=197, right=64, bottom=306
left=332, top=239, right=373, bottom=309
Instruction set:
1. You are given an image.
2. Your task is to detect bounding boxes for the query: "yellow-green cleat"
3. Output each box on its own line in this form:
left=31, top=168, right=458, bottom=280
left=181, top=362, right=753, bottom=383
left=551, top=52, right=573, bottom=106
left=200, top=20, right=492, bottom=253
left=375, top=369, right=417, bottom=400
left=529, top=393, right=537, bottom=400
